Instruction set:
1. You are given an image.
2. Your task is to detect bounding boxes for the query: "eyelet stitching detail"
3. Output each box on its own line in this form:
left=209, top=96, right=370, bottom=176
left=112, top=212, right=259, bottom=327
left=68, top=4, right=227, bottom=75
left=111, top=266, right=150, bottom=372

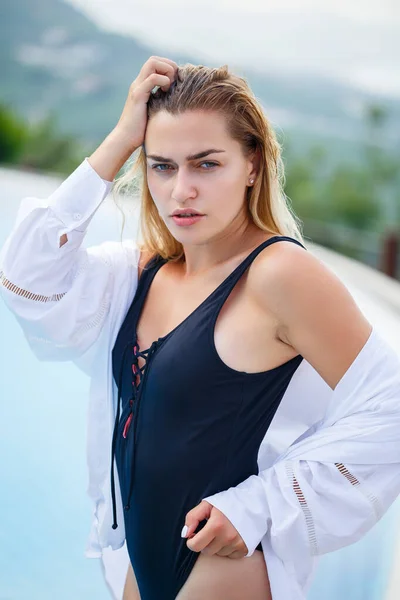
left=1, top=254, right=112, bottom=347
left=0, top=257, right=90, bottom=303
left=335, top=462, right=383, bottom=519
left=0, top=252, right=111, bottom=303
left=0, top=270, right=66, bottom=302
left=285, top=461, right=319, bottom=555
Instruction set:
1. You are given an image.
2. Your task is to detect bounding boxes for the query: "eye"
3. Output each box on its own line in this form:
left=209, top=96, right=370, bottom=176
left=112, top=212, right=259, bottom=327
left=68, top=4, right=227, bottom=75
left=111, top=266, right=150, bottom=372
left=150, top=161, right=218, bottom=172
left=199, top=161, right=218, bottom=169
left=151, top=163, right=172, bottom=172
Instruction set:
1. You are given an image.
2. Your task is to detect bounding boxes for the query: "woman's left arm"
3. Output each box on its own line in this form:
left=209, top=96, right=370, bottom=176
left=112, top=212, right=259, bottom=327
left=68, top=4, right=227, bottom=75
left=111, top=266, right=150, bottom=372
left=199, top=244, right=400, bottom=560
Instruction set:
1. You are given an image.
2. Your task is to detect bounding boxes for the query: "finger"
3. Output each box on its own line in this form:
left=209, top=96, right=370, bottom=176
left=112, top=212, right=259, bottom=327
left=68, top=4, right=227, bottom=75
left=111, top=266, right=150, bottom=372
left=216, top=538, right=248, bottom=558
left=186, top=515, right=220, bottom=553
left=139, top=57, right=177, bottom=88
left=201, top=537, right=229, bottom=556
left=147, top=56, right=179, bottom=71
left=184, top=500, right=212, bottom=538
left=136, top=73, right=172, bottom=99
left=215, top=544, right=237, bottom=557
left=201, top=530, right=239, bottom=556
left=186, top=524, right=216, bottom=553
left=210, top=535, right=246, bottom=557
left=227, top=549, right=248, bottom=559
left=146, top=59, right=176, bottom=91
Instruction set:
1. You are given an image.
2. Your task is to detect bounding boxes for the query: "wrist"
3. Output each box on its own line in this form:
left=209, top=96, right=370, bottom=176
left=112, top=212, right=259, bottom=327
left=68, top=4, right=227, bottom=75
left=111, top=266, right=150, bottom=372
left=109, top=126, right=139, bottom=155
left=88, top=129, right=138, bottom=182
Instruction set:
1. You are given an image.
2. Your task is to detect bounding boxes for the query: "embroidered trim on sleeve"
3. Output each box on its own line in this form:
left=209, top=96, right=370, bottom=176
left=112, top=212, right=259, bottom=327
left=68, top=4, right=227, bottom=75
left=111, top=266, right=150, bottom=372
left=25, top=295, right=110, bottom=349
left=0, top=258, right=90, bottom=303
left=70, top=296, right=110, bottom=343
left=285, top=462, right=319, bottom=555
left=0, top=270, right=66, bottom=302
left=335, top=462, right=383, bottom=520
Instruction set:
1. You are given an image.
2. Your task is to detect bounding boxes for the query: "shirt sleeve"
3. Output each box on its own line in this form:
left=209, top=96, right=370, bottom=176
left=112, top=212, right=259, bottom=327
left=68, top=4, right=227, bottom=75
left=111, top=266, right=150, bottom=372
left=202, top=327, right=400, bottom=565
left=0, top=158, right=134, bottom=371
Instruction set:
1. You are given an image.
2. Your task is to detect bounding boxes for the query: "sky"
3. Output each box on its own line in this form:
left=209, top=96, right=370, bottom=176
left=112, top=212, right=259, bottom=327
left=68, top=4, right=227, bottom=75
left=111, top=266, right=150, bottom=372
left=66, top=0, right=400, bottom=97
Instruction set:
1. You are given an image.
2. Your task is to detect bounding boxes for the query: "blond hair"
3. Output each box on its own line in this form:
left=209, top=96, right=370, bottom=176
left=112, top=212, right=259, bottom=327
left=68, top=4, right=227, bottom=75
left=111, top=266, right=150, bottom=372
left=113, top=63, right=304, bottom=261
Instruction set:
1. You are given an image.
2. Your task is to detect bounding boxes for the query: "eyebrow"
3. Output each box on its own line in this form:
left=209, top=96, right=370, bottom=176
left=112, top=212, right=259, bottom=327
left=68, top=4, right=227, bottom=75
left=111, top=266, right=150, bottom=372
left=146, top=149, right=226, bottom=163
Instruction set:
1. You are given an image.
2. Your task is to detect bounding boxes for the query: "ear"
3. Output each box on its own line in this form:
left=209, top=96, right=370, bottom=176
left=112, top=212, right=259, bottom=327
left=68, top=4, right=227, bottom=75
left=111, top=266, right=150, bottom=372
left=247, top=146, right=261, bottom=181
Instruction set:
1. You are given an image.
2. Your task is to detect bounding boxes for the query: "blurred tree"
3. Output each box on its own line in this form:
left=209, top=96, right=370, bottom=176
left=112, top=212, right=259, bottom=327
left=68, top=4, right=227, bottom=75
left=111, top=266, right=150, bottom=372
left=19, top=112, right=83, bottom=174
left=0, top=103, right=28, bottom=163
left=0, top=104, right=85, bottom=174
left=284, top=102, right=399, bottom=233
left=283, top=102, right=400, bottom=275
left=325, top=165, right=380, bottom=229
left=283, top=144, right=332, bottom=221
left=363, top=104, right=400, bottom=226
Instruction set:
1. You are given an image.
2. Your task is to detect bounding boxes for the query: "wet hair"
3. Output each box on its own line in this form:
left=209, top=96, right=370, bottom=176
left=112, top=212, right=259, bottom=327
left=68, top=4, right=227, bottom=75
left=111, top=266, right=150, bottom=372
left=113, top=62, right=304, bottom=261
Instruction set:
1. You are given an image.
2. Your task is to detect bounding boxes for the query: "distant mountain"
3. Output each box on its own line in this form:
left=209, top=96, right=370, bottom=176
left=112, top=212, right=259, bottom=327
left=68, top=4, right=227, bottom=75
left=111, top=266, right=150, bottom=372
left=1, top=0, right=399, bottom=160
left=1, top=0, right=159, bottom=142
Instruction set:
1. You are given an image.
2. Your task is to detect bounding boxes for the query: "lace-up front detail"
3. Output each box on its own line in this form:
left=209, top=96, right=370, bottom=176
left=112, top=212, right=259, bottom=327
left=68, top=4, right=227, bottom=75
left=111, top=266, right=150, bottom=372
left=110, top=336, right=161, bottom=530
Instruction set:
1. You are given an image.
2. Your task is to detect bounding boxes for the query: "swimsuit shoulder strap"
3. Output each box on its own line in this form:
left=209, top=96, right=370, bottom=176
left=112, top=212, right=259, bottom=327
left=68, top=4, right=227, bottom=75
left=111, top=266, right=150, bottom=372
left=211, top=235, right=307, bottom=305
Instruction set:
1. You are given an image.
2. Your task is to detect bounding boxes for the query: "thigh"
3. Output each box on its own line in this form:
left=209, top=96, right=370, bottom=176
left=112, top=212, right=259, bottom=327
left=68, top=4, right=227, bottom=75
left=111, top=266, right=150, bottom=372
left=175, top=550, right=272, bottom=600
left=122, top=562, right=141, bottom=600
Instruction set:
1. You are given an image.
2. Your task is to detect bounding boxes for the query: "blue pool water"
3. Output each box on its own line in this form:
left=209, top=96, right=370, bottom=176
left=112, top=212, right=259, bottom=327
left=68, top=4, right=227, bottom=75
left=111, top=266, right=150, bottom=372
left=0, top=166, right=399, bottom=599
left=0, top=167, right=126, bottom=599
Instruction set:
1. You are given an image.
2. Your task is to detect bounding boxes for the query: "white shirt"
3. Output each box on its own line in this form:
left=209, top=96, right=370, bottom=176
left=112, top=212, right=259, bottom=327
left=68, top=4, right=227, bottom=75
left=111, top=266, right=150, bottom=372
left=1, top=158, right=400, bottom=600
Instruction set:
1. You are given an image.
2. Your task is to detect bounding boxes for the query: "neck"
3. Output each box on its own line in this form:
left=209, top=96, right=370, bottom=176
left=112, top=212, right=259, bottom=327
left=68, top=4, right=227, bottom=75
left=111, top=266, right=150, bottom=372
left=180, top=221, right=269, bottom=278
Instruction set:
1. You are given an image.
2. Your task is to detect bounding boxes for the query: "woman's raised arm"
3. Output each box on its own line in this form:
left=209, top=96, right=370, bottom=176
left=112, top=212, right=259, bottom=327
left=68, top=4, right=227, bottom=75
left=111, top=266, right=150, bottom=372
left=0, top=56, right=179, bottom=372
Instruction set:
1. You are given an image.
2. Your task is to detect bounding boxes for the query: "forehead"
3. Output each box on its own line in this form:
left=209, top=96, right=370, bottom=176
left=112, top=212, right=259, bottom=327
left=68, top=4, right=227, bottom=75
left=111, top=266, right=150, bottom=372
left=144, top=110, right=236, bottom=155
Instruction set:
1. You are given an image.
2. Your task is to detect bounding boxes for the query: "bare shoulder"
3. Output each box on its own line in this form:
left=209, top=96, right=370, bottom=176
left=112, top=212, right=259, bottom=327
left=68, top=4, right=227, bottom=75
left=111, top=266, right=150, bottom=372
left=249, top=238, right=352, bottom=299
left=248, top=239, right=333, bottom=305
left=248, top=239, right=373, bottom=390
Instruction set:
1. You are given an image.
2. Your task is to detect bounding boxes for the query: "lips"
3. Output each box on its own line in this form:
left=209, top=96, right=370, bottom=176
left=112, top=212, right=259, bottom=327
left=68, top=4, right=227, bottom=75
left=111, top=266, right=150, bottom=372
left=171, top=213, right=205, bottom=227
left=171, top=208, right=204, bottom=217
left=173, top=212, right=203, bottom=217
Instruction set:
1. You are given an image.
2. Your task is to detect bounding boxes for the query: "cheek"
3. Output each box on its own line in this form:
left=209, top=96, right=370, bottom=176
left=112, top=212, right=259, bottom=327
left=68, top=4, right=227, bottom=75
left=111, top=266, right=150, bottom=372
left=214, top=173, right=246, bottom=211
left=219, top=166, right=246, bottom=195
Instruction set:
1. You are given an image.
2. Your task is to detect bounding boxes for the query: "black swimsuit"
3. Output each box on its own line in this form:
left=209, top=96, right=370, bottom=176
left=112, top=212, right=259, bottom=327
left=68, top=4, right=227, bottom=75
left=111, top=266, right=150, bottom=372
left=111, top=235, right=306, bottom=600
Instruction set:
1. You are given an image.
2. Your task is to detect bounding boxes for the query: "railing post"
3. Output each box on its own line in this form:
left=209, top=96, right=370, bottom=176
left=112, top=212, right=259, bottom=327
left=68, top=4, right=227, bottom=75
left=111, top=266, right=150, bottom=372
left=380, top=230, right=399, bottom=279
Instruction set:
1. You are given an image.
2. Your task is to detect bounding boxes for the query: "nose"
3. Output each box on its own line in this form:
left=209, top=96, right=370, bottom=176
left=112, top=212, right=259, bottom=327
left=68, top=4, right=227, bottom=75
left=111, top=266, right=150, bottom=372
left=171, top=168, right=197, bottom=204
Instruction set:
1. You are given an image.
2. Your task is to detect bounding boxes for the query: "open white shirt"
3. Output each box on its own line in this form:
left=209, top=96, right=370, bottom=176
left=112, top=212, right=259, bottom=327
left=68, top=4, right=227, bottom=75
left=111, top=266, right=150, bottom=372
left=1, top=159, right=400, bottom=600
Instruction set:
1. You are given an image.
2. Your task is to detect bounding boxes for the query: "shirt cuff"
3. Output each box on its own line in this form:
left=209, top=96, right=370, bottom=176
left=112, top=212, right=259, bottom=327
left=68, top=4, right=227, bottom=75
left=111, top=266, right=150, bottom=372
left=202, top=473, right=270, bottom=557
left=47, top=157, right=114, bottom=233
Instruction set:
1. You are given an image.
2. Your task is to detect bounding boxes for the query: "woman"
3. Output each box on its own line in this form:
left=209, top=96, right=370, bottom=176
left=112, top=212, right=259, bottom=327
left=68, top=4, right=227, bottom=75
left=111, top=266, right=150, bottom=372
left=1, top=57, right=400, bottom=600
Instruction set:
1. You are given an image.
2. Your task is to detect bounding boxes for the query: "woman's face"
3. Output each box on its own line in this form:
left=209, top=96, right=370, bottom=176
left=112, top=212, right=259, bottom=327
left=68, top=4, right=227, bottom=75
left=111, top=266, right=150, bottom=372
left=144, top=109, right=255, bottom=246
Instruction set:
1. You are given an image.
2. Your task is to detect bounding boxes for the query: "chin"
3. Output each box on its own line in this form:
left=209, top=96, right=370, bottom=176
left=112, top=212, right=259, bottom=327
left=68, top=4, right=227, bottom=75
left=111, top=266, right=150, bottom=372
left=168, top=226, right=213, bottom=247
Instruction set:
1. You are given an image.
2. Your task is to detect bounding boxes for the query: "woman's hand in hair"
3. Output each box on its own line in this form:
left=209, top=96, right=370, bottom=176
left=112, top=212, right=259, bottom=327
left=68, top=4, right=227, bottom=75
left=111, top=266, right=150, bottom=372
left=88, top=56, right=178, bottom=181
left=115, top=55, right=179, bottom=151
